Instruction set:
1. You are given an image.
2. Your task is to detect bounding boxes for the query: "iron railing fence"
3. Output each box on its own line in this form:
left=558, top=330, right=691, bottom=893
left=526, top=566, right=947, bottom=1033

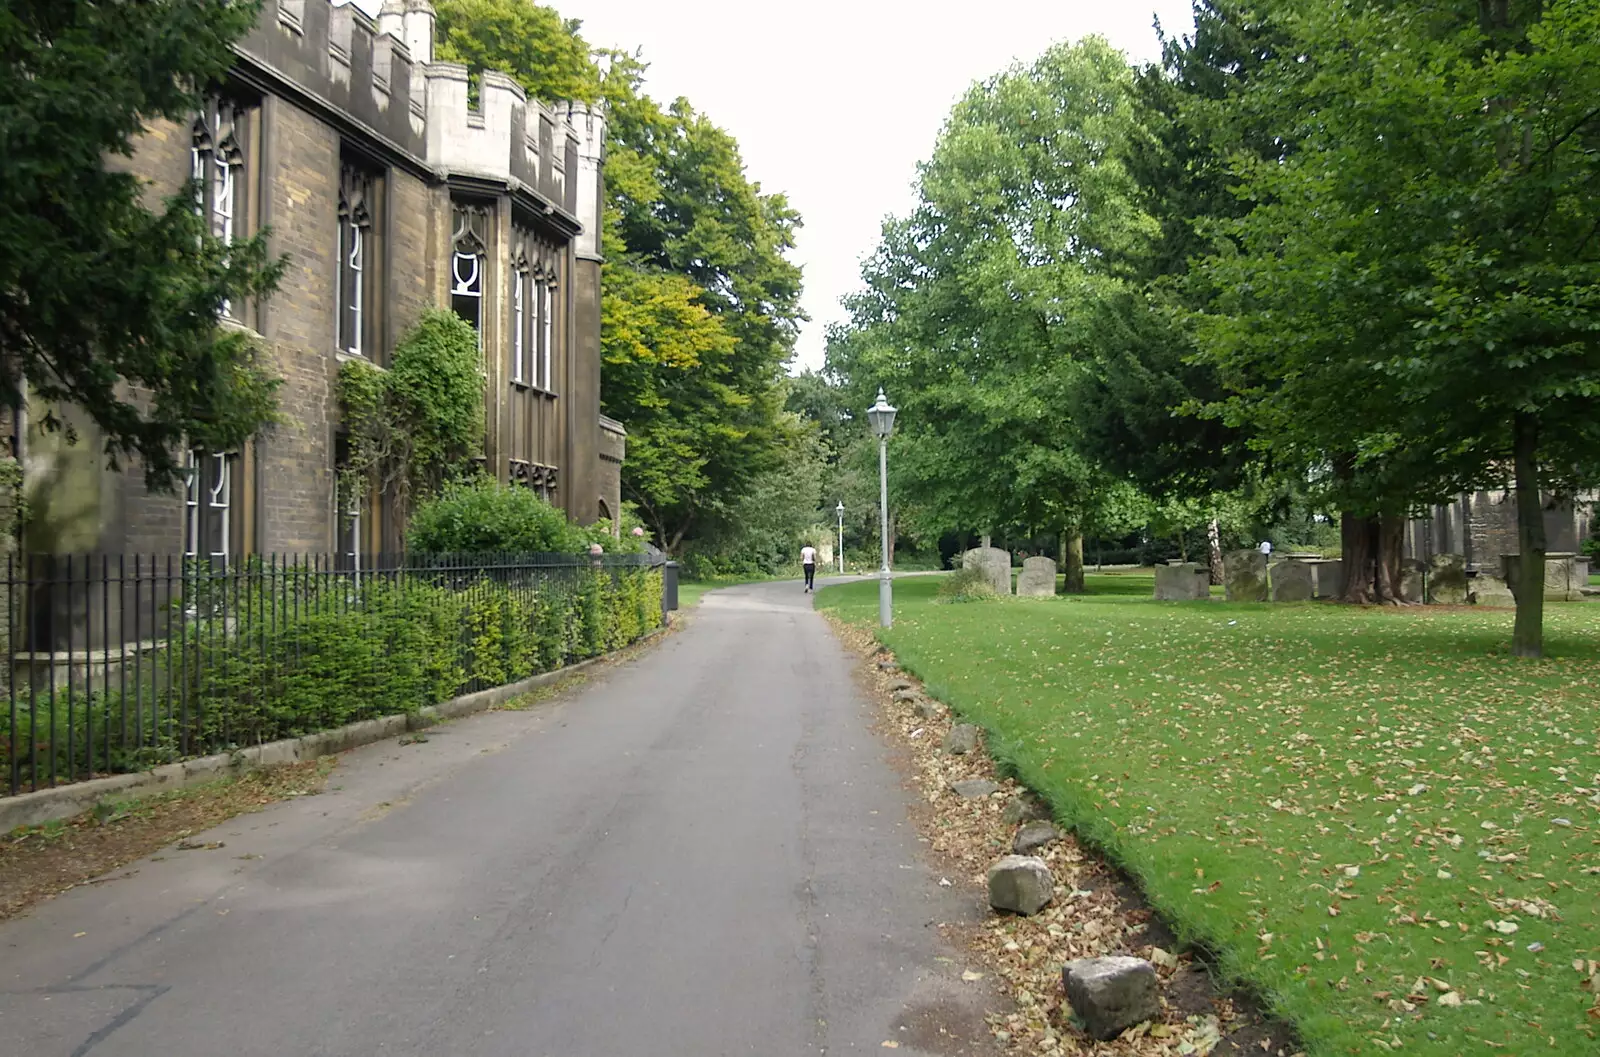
left=1, top=551, right=664, bottom=796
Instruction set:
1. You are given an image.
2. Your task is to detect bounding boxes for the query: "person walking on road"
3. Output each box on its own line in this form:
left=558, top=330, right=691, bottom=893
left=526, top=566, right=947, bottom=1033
left=801, top=544, right=817, bottom=592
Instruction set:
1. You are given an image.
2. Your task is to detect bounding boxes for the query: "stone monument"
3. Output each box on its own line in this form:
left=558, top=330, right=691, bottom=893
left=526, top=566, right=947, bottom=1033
left=1427, top=552, right=1467, bottom=604
left=1269, top=560, right=1315, bottom=602
left=962, top=546, right=1012, bottom=595
left=1398, top=558, right=1427, bottom=603
left=1224, top=549, right=1269, bottom=602
left=1308, top=559, right=1344, bottom=599
left=1469, top=573, right=1516, bottom=607
left=1016, top=556, right=1057, bottom=597
left=1154, top=561, right=1210, bottom=601
left=1503, top=552, right=1587, bottom=602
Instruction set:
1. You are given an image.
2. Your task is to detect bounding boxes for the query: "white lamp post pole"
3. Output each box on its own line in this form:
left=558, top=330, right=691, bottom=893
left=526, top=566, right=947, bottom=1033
left=836, top=501, right=845, bottom=576
left=866, top=388, right=897, bottom=629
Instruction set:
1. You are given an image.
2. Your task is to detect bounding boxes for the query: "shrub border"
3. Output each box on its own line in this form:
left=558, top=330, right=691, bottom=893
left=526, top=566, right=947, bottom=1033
left=0, top=625, right=669, bottom=834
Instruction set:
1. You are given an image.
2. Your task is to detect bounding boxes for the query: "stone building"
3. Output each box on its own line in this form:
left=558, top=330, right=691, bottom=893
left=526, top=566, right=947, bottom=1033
left=1403, top=490, right=1594, bottom=571
left=12, top=0, right=622, bottom=571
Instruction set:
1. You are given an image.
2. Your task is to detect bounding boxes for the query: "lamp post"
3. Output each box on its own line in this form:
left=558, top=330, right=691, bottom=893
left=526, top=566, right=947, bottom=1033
left=866, top=387, right=897, bottom=628
left=836, top=501, right=846, bottom=575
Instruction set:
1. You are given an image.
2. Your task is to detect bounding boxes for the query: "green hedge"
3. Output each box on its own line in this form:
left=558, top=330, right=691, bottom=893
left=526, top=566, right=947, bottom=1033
left=2, top=562, right=663, bottom=790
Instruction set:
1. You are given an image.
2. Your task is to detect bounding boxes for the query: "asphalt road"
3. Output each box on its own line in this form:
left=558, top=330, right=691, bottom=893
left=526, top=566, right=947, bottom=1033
left=0, top=578, right=1000, bottom=1057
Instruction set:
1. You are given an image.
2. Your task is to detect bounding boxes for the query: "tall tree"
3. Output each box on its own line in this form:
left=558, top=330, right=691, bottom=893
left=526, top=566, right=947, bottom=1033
left=1195, top=0, right=1600, bottom=654
left=828, top=38, right=1160, bottom=587
left=0, top=0, right=284, bottom=489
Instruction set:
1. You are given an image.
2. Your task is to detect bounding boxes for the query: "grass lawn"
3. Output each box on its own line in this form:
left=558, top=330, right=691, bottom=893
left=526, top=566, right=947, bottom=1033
left=819, top=573, right=1600, bottom=1056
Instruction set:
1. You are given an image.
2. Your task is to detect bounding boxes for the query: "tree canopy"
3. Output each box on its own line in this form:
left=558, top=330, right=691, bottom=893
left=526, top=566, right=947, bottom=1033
left=0, top=0, right=284, bottom=489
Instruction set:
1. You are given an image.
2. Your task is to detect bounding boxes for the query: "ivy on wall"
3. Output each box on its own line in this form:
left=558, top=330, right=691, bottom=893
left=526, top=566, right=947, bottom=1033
left=336, top=309, right=485, bottom=522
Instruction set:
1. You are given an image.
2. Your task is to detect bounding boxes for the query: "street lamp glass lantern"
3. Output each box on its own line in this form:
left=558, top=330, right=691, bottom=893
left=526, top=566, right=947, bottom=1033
left=836, top=501, right=845, bottom=517
left=866, top=388, right=897, bottom=439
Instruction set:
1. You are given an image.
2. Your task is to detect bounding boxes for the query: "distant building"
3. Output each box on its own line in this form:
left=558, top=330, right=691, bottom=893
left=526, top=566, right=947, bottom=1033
left=11, top=0, right=622, bottom=570
left=1404, top=490, right=1594, bottom=570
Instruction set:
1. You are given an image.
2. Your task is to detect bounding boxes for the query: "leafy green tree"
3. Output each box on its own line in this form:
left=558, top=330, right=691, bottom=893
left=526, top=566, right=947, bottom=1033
left=425, top=3, right=805, bottom=553
left=433, top=0, right=599, bottom=101
left=828, top=38, right=1159, bottom=589
left=0, top=0, right=284, bottom=489
left=1195, top=0, right=1600, bottom=655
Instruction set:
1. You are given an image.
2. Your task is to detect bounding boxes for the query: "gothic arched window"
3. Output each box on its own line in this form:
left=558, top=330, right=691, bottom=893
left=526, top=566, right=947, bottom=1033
left=191, top=96, right=250, bottom=320
left=450, top=203, right=489, bottom=342
left=338, top=162, right=378, bottom=357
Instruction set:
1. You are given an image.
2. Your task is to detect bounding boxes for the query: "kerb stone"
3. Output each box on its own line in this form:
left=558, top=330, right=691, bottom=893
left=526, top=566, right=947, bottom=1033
left=943, top=724, right=980, bottom=755
left=1062, top=956, right=1160, bottom=1040
left=1013, top=820, right=1061, bottom=854
left=987, top=855, right=1053, bottom=915
left=951, top=778, right=1001, bottom=800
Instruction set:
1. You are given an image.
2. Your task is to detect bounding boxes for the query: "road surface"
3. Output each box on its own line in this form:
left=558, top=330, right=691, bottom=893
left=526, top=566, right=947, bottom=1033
left=0, top=579, right=1000, bottom=1057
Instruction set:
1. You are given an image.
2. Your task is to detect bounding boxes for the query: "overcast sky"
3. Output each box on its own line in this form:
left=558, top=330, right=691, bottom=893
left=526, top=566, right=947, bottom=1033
left=360, top=1, right=1197, bottom=371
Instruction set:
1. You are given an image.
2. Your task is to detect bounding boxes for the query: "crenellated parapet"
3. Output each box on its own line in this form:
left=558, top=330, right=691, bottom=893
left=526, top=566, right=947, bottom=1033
left=557, top=102, right=607, bottom=259
left=236, top=1, right=596, bottom=227
left=239, top=0, right=428, bottom=155
left=423, top=64, right=582, bottom=216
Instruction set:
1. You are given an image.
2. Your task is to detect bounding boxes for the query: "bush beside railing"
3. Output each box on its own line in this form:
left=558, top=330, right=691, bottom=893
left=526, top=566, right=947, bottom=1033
left=1, top=553, right=664, bottom=795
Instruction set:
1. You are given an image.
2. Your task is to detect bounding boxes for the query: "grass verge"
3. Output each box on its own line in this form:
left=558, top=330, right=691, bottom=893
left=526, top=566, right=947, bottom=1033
left=818, top=573, right=1600, bottom=1056
left=0, top=759, right=335, bottom=922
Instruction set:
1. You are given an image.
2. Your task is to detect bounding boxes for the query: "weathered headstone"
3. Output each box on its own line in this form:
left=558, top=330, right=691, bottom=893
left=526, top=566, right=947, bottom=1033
left=1062, top=957, right=1161, bottom=1040
left=913, top=699, right=944, bottom=720
left=1223, top=549, right=1269, bottom=602
left=1016, top=556, right=1057, bottom=597
left=892, top=689, right=920, bottom=703
left=951, top=778, right=1001, bottom=800
left=1503, top=552, right=1587, bottom=602
left=961, top=546, right=1013, bottom=595
left=1427, top=553, right=1467, bottom=604
left=943, top=724, right=981, bottom=755
left=1306, top=559, right=1343, bottom=599
left=1470, top=574, right=1516, bottom=607
left=1269, top=560, right=1315, bottom=602
left=987, top=855, right=1054, bottom=915
left=1398, top=558, right=1427, bottom=604
left=887, top=677, right=914, bottom=691
left=1013, top=820, right=1061, bottom=854
left=1154, top=562, right=1210, bottom=601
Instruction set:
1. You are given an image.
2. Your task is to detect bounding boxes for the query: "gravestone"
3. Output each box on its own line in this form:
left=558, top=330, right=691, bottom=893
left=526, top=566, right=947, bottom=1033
left=1398, top=558, right=1427, bottom=604
left=1269, top=560, right=1314, bottom=602
left=1308, top=559, right=1344, bottom=600
left=1503, top=552, right=1586, bottom=602
left=1223, top=549, right=1269, bottom=602
left=961, top=547, right=1012, bottom=596
left=1470, top=573, right=1515, bottom=607
left=1154, top=561, right=1210, bottom=601
left=1016, top=556, right=1057, bottom=597
left=1427, top=553, right=1468, bottom=605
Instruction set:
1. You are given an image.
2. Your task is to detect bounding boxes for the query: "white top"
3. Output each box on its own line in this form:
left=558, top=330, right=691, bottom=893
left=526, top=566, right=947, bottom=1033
left=801, top=546, right=817, bottom=564
left=1259, top=541, right=1273, bottom=555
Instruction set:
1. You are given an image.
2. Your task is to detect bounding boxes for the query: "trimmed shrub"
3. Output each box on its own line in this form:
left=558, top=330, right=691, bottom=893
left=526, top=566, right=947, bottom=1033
left=407, top=479, right=584, bottom=554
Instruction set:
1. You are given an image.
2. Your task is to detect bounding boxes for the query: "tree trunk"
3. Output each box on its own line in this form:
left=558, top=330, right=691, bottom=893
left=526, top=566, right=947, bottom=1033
left=1176, top=534, right=1188, bottom=563
left=1207, top=518, right=1224, bottom=585
left=1339, top=511, right=1377, bottom=603
left=1373, top=515, right=1409, bottom=604
left=981, top=533, right=991, bottom=549
left=1063, top=529, right=1085, bottom=594
left=1512, top=412, right=1545, bottom=658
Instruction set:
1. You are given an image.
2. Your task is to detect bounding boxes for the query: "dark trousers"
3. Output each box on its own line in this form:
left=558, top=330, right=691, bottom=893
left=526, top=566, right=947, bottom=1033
left=803, top=563, right=816, bottom=590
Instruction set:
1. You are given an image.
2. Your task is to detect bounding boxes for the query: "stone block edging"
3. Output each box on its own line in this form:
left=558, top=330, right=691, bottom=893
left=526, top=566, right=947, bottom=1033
left=0, top=628, right=667, bottom=834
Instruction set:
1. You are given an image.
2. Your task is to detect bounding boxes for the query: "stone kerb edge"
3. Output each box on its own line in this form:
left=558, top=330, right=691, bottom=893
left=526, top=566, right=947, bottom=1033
left=0, top=628, right=668, bottom=834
